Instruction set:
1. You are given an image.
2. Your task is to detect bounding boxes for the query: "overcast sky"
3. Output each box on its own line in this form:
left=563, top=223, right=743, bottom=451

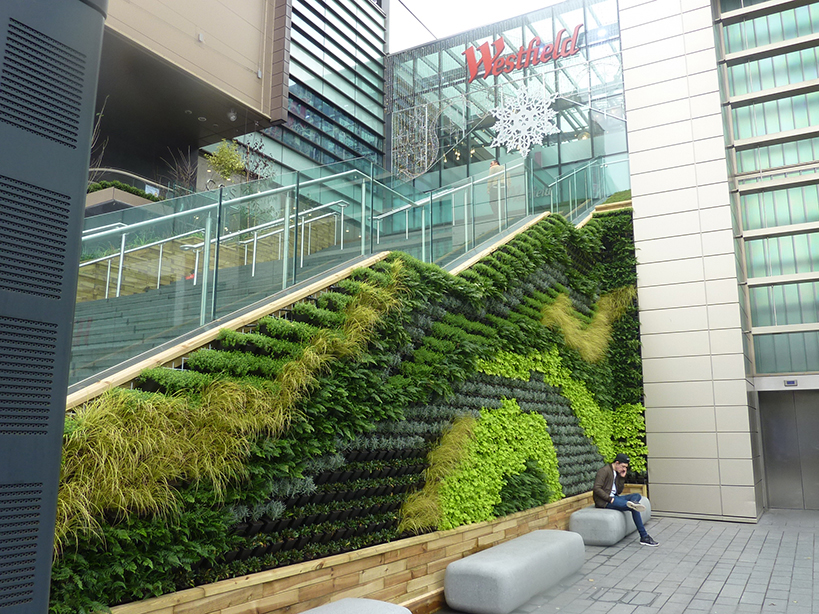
left=388, top=0, right=564, bottom=52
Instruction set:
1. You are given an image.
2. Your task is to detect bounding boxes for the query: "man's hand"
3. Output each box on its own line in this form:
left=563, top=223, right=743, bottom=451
left=610, top=497, right=614, bottom=503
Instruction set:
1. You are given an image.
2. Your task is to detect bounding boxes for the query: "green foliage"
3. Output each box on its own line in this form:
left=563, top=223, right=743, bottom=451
left=478, top=349, right=615, bottom=463
left=86, top=180, right=161, bottom=202
left=540, top=286, right=637, bottom=362
left=55, top=212, right=644, bottom=611
left=437, top=399, right=562, bottom=529
left=494, top=459, right=553, bottom=517
left=602, top=190, right=632, bottom=204
left=611, top=403, right=648, bottom=473
left=204, top=140, right=245, bottom=182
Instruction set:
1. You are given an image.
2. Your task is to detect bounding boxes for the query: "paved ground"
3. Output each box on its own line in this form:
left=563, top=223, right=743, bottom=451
left=437, top=510, right=819, bottom=614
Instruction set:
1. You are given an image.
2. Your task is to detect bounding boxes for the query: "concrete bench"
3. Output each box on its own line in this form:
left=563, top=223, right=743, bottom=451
left=569, top=496, right=651, bottom=546
left=444, top=530, right=585, bottom=614
left=301, top=598, right=410, bottom=614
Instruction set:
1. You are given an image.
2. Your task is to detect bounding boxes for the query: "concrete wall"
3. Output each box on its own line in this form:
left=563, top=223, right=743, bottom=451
left=619, top=0, right=763, bottom=520
left=106, top=0, right=282, bottom=117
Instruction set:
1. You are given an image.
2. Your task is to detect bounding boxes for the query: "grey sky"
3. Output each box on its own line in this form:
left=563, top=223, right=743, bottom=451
left=388, top=0, right=564, bottom=52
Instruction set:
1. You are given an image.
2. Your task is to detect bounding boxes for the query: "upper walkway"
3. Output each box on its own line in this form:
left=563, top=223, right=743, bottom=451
left=438, top=510, right=819, bottom=614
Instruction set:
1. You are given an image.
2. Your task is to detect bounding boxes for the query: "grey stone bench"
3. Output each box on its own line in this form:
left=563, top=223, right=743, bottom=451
left=444, top=529, right=585, bottom=614
left=569, top=496, right=651, bottom=546
left=302, top=598, right=410, bottom=614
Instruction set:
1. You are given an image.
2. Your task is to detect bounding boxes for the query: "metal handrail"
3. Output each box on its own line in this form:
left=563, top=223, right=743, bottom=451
left=82, top=222, right=127, bottom=236
left=81, top=168, right=364, bottom=244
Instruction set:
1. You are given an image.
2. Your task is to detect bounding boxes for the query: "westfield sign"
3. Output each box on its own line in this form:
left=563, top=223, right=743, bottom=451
left=463, top=25, right=584, bottom=83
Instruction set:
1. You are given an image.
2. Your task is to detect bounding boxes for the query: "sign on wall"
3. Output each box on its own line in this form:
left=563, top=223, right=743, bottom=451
left=463, top=25, right=584, bottom=83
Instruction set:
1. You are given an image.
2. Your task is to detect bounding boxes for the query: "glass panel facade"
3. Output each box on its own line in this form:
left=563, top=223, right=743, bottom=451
left=261, top=0, right=386, bottom=173
left=385, top=0, right=628, bottom=198
left=719, top=0, right=819, bottom=374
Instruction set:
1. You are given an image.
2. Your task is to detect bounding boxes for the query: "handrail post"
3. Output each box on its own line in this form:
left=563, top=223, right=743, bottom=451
left=210, top=185, right=224, bottom=320
left=252, top=232, right=258, bottom=277
left=470, top=176, right=475, bottom=249
left=282, top=190, right=291, bottom=291
left=156, top=243, right=163, bottom=289
left=340, top=203, right=346, bottom=251
left=115, top=233, right=127, bottom=298
left=199, top=214, right=213, bottom=327
left=360, top=177, right=367, bottom=256
left=193, top=250, right=200, bottom=285
left=105, top=259, right=111, bottom=299
left=292, top=175, right=301, bottom=285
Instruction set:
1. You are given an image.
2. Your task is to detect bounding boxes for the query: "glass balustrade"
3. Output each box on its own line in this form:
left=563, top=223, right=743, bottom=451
left=71, top=156, right=623, bottom=386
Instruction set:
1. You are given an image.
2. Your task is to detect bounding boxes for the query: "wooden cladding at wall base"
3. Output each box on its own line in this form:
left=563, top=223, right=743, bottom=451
left=111, top=486, right=646, bottom=614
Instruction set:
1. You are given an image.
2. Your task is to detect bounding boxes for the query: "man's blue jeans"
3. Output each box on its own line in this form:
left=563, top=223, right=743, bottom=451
left=606, top=493, right=647, bottom=538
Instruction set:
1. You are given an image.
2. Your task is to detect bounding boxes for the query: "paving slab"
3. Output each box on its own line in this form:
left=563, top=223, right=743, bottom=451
left=435, top=510, right=819, bottom=614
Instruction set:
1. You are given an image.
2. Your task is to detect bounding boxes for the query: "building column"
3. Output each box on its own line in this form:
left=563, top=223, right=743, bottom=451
left=619, top=0, right=762, bottom=520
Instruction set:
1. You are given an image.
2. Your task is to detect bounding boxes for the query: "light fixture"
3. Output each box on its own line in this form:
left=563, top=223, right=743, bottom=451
left=198, top=116, right=207, bottom=122
left=227, top=108, right=237, bottom=122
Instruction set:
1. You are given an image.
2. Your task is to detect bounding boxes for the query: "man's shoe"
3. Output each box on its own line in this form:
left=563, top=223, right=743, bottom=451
left=627, top=500, right=646, bottom=512
left=640, top=535, right=659, bottom=547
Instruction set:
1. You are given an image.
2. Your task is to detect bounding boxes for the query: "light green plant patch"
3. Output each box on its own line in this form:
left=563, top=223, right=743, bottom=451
left=436, top=398, right=563, bottom=530
left=540, top=286, right=636, bottom=363
left=611, top=403, right=648, bottom=473
left=399, top=415, right=476, bottom=534
left=478, top=348, right=615, bottom=463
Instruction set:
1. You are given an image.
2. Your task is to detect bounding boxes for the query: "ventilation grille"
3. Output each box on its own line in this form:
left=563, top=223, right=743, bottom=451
left=0, top=18, right=85, bottom=148
left=0, top=483, right=41, bottom=610
left=0, top=174, right=70, bottom=300
left=0, top=317, right=56, bottom=435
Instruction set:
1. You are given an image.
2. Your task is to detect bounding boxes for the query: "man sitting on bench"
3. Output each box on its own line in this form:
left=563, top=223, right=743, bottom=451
left=593, top=453, right=658, bottom=547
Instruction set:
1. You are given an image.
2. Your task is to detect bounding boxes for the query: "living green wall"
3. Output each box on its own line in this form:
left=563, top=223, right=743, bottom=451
left=53, top=210, right=643, bottom=613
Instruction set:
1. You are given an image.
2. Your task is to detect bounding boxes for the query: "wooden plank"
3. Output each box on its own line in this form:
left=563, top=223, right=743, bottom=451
left=66, top=252, right=391, bottom=410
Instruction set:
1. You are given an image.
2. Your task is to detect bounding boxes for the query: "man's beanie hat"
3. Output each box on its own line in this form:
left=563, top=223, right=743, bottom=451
left=614, top=453, right=630, bottom=464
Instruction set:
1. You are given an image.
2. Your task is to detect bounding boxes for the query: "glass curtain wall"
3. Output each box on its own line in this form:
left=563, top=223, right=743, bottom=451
left=718, top=0, right=819, bottom=373
left=385, top=0, right=629, bottom=207
left=258, top=0, right=387, bottom=175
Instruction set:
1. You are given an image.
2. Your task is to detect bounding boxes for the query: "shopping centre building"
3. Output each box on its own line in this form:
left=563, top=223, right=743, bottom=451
left=386, top=0, right=819, bottom=520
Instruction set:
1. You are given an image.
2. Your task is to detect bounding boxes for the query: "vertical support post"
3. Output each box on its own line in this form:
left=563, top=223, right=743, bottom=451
left=193, top=250, right=200, bottom=285
left=282, top=192, right=291, bottom=291
left=199, top=214, right=213, bottom=326
left=360, top=178, right=367, bottom=256
left=156, top=243, right=163, bottom=289
left=210, top=185, right=223, bottom=320
left=421, top=202, right=427, bottom=263
left=340, top=204, right=346, bottom=251
left=105, top=258, right=111, bottom=299
left=115, top=232, right=127, bottom=298
left=252, top=232, right=258, bottom=277
left=292, top=175, right=301, bottom=286
left=470, top=177, right=475, bottom=249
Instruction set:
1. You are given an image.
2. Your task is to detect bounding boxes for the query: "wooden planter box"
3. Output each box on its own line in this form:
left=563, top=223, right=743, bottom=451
left=111, top=486, right=646, bottom=614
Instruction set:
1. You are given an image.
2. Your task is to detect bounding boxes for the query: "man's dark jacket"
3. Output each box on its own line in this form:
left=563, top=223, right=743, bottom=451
left=592, top=463, right=624, bottom=508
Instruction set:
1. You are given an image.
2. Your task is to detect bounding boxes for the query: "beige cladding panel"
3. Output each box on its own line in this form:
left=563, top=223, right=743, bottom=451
left=720, top=486, right=758, bottom=519
left=645, top=406, right=716, bottom=433
left=648, top=457, right=720, bottom=484
left=648, top=483, right=723, bottom=515
left=647, top=432, right=718, bottom=458
left=106, top=0, right=272, bottom=113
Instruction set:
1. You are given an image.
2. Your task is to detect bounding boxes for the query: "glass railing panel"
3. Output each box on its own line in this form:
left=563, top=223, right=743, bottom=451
left=291, top=167, right=371, bottom=286
left=71, top=154, right=627, bottom=387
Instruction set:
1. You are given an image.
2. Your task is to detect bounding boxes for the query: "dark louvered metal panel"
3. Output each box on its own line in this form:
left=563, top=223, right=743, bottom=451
left=0, top=174, right=70, bottom=299
left=0, top=484, right=42, bottom=610
left=0, top=317, right=57, bottom=435
left=0, top=19, right=85, bottom=148
left=0, top=1, right=107, bottom=611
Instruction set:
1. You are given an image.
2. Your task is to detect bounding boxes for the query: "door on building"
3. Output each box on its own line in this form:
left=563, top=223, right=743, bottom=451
left=760, top=390, right=819, bottom=510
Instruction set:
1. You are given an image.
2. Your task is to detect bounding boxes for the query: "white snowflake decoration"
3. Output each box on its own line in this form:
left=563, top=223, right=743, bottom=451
left=489, top=90, right=559, bottom=158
